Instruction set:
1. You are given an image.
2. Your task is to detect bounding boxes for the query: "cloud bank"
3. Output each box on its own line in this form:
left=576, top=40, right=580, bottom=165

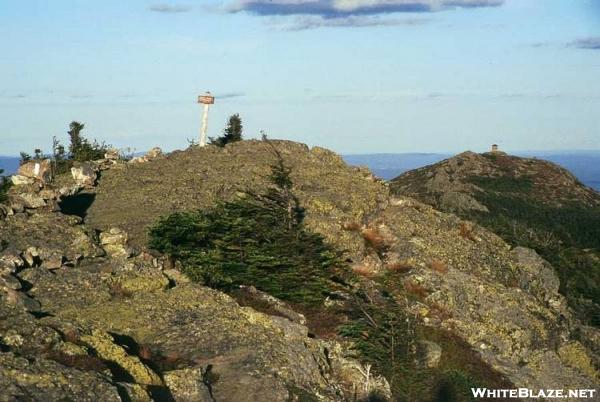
left=281, top=15, right=429, bottom=30
left=148, top=4, right=192, bottom=13
left=228, top=0, right=504, bottom=17
left=569, top=37, right=600, bottom=50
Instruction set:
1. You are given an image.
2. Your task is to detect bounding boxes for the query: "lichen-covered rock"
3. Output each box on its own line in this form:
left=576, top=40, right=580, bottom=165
left=71, top=162, right=98, bottom=187
left=366, top=198, right=599, bottom=391
left=10, top=174, right=35, bottom=186
left=163, top=368, right=214, bottom=402
left=0, top=352, right=121, bottom=402
left=105, top=149, right=120, bottom=160
left=80, top=329, right=162, bottom=386
left=100, top=227, right=132, bottom=259
left=14, top=192, right=46, bottom=209
left=2, top=288, right=41, bottom=312
left=17, top=159, right=53, bottom=184
left=20, top=262, right=389, bottom=401
left=238, top=285, right=307, bottom=325
left=145, top=147, right=163, bottom=159
left=0, top=211, right=102, bottom=264
left=1, top=141, right=598, bottom=400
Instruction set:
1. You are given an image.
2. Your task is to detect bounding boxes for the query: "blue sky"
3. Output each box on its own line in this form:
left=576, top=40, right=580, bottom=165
left=0, top=0, right=599, bottom=155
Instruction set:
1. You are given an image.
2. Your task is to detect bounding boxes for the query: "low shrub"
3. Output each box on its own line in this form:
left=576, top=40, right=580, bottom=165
left=458, top=222, right=476, bottom=241
left=108, top=282, right=133, bottom=300
left=404, top=280, right=429, bottom=299
left=429, top=259, right=448, bottom=274
left=361, top=228, right=388, bottom=253
left=386, top=261, right=414, bottom=274
left=0, top=169, right=10, bottom=203
left=342, top=221, right=361, bottom=231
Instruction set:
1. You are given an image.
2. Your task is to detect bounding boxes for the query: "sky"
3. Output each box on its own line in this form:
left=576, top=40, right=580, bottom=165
left=0, top=0, right=599, bottom=155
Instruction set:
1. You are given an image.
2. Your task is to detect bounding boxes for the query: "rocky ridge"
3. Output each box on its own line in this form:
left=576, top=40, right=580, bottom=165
left=389, top=150, right=600, bottom=214
left=1, top=141, right=598, bottom=401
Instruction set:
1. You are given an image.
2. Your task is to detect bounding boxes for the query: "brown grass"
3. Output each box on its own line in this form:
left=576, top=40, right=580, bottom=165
left=341, top=221, right=361, bottom=231
left=404, top=280, right=428, bottom=299
left=303, top=307, right=347, bottom=339
left=361, top=228, right=388, bottom=252
left=430, top=302, right=453, bottom=321
left=109, top=282, right=133, bottom=300
left=62, top=328, right=81, bottom=344
left=458, top=222, right=477, bottom=242
left=386, top=261, right=413, bottom=274
left=352, top=265, right=377, bottom=278
left=136, top=344, right=188, bottom=371
left=138, top=343, right=154, bottom=361
left=44, top=349, right=107, bottom=372
left=429, top=259, right=448, bottom=274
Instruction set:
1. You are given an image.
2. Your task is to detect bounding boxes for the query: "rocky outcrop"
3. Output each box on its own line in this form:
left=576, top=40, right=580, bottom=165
left=104, top=149, right=120, bottom=161
left=15, top=159, right=53, bottom=184
left=87, top=141, right=386, bottom=253
left=1, top=140, right=598, bottom=400
left=71, top=162, right=98, bottom=187
left=359, top=197, right=599, bottom=393
left=99, top=227, right=133, bottom=259
left=390, top=150, right=600, bottom=211
left=10, top=174, right=36, bottom=186
left=128, top=147, right=164, bottom=164
left=0, top=207, right=390, bottom=401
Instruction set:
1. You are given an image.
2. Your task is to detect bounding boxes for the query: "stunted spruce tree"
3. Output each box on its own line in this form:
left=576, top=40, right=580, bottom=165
left=67, top=121, right=108, bottom=162
left=148, top=141, right=341, bottom=305
left=0, top=169, right=10, bottom=203
left=210, top=113, right=243, bottom=147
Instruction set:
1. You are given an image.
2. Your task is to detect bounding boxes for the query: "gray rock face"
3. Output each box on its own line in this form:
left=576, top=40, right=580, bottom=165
left=99, top=227, right=133, bottom=259
left=510, top=246, right=562, bottom=305
left=369, top=199, right=599, bottom=392
left=71, top=162, right=98, bottom=187
left=17, top=159, right=53, bottom=184
left=10, top=174, right=35, bottom=186
left=439, top=191, right=488, bottom=213
left=14, top=192, right=46, bottom=209
left=0, top=352, right=122, bottom=402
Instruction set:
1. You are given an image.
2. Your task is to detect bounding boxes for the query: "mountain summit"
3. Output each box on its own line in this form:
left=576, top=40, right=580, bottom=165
left=391, top=150, right=600, bottom=328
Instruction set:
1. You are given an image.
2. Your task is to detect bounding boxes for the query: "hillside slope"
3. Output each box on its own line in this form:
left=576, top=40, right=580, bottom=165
left=390, top=150, right=600, bottom=327
left=1, top=142, right=599, bottom=401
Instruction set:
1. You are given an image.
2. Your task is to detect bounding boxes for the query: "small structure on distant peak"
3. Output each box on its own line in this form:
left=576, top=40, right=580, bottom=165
left=491, top=144, right=499, bottom=153
left=198, top=91, right=215, bottom=147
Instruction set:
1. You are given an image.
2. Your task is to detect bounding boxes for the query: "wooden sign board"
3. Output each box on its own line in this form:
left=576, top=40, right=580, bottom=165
left=198, top=95, right=215, bottom=104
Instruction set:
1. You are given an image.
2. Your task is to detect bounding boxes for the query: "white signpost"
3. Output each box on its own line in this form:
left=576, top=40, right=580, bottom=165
left=198, top=92, right=215, bottom=147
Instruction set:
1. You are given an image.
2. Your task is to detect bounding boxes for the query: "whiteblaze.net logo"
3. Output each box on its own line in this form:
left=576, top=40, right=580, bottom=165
left=471, top=388, right=597, bottom=399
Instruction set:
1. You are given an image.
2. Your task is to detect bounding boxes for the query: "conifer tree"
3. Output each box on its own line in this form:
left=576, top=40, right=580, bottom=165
left=148, top=141, right=339, bottom=305
left=0, top=169, right=10, bottom=203
left=210, top=114, right=243, bottom=147
left=68, top=121, right=85, bottom=155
